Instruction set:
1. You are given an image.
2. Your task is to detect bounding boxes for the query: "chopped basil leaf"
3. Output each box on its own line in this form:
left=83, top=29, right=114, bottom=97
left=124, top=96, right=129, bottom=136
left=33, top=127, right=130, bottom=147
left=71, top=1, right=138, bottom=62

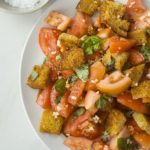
left=54, top=95, right=62, bottom=104
left=105, top=56, right=115, bottom=72
left=123, top=63, right=131, bottom=71
left=43, top=56, right=49, bottom=64
left=67, top=75, right=78, bottom=86
left=96, top=95, right=110, bottom=109
left=74, top=64, right=89, bottom=82
left=31, top=70, right=39, bottom=81
left=54, top=78, right=66, bottom=95
left=125, top=110, right=134, bottom=118
left=74, top=108, right=86, bottom=117
left=141, top=45, right=150, bottom=60
left=103, top=129, right=110, bottom=136
left=117, top=138, right=138, bottom=150
left=81, top=36, right=104, bottom=55
left=55, top=54, right=62, bottom=61
left=147, top=29, right=150, bottom=36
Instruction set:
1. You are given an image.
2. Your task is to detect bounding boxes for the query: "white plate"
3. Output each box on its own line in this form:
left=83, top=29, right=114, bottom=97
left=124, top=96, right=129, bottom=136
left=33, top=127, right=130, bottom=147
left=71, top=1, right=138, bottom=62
left=20, top=0, right=150, bottom=150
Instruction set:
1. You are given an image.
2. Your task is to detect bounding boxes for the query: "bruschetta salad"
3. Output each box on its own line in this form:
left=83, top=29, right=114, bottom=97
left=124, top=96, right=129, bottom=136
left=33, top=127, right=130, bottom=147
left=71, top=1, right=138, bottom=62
left=27, top=0, right=150, bottom=149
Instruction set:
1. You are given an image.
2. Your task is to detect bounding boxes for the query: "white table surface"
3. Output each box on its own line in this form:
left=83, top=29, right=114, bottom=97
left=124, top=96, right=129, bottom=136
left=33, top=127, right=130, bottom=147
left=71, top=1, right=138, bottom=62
left=0, top=4, right=52, bottom=150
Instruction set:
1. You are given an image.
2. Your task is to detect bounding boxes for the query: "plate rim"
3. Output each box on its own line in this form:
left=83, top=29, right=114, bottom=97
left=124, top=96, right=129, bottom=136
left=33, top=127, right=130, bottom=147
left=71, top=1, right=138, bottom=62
left=19, top=6, right=51, bottom=150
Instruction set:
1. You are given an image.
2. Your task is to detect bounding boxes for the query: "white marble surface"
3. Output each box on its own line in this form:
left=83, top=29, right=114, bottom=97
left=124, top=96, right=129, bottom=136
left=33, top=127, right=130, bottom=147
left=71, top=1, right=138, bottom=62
left=0, top=4, right=52, bottom=150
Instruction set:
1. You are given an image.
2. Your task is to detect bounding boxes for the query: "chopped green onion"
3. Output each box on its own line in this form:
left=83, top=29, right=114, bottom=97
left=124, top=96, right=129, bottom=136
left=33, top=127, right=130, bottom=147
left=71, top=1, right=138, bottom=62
left=74, top=108, right=86, bottom=117
left=43, top=56, right=49, bottom=64
left=31, top=70, right=38, bottom=81
left=55, top=54, right=62, bottom=61
left=54, top=95, right=62, bottom=104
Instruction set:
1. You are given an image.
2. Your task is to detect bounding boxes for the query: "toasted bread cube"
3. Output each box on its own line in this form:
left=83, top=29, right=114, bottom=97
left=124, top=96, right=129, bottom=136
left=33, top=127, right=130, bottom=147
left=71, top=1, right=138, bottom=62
left=39, top=110, right=64, bottom=134
left=105, top=109, right=126, bottom=136
left=59, top=48, right=85, bottom=70
left=128, top=30, right=147, bottom=45
left=100, top=0, right=130, bottom=37
left=45, top=11, right=71, bottom=31
left=133, top=112, right=150, bottom=135
left=58, top=33, right=80, bottom=50
left=27, top=65, right=51, bottom=89
left=77, top=0, right=100, bottom=16
left=131, top=80, right=150, bottom=99
left=109, top=19, right=130, bottom=37
left=88, top=25, right=97, bottom=35
left=124, top=64, right=145, bottom=87
left=102, top=49, right=129, bottom=70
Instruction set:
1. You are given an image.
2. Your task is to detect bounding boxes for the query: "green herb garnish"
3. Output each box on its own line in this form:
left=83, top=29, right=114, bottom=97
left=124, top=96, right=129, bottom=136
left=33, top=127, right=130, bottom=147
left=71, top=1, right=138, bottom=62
left=103, top=129, right=110, bottom=136
left=123, top=63, right=131, bottom=71
left=147, top=29, right=150, bottom=36
left=117, top=138, right=138, bottom=150
left=147, top=103, right=150, bottom=107
left=43, top=56, right=49, bottom=64
left=31, top=70, right=39, bottom=81
left=125, top=110, right=134, bottom=118
left=55, top=54, right=62, bottom=61
left=67, top=75, right=78, bottom=86
left=74, top=108, right=86, bottom=117
left=96, top=95, right=110, bottom=109
left=54, top=95, right=62, bottom=104
left=81, top=36, right=103, bottom=55
left=74, top=64, right=89, bottom=82
left=141, top=45, right=150, bottom=60
left=105, top=56, right=115, bottom=72
left=54, top=78, right=66, bottom=95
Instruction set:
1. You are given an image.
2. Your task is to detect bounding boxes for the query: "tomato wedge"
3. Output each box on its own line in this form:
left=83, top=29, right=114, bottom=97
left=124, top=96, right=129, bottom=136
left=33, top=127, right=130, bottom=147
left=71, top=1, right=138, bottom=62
left=134, top=132, right=150, bottom=150
left=109, top=36, right=136, bottom=53
left=60, top=70, right=74, bottom=79
left=36, top=84, right=52, bottom=109
left=68, top=79, right=86, bottom=106
left=126, top=119, right=143, bottom=134
left=131, top=9, right=150, bottom=30
left=97, top=28, right=113, bottom=39
left=117, top=93, right=150, bottom=114
left=50, top=86, right=73, bottom=118
left=63, top=111, right=91, bottom=137
left=67, top=11, right=92, bottom=38
left=125, top=0, right=145, bottom=21
left=64, top=137, right=93, bottom=150
left=129, top=49, right=145, bottom=66
left=39, top=27, right=62, bottom=66
left=86, top=61, right=106, bottom=91
left=45, top=11, right=71, bottom=31
left=97, top=71, right=131, bottom=95
left=84, top=90, right=100, bottom=115
left=93, top=141, right=110, bottom=150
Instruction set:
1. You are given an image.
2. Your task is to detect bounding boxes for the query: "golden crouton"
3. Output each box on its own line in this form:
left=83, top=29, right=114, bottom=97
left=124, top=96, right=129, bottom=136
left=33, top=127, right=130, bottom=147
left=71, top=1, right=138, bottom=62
left=124, top=64, right=145, bottom=87
left=105, top=109, right=126, bottom=136
left=77, top=0, right=100, bottom=16
left=88, top=25, right=97, bottom=35
left=131, top=80, right=150, bottom=99
left=133, top=112, right=150, bottom=135
left=128, top=30, right=147, bottom=45
left=27, top=65, right=51, bottom=89
left=39, top=110, right=64, bottom=134
left=109, top=19, right=130, bottom=37
left=59, top=48, right=85, bottom=70
left=100, top=0, right=130, bottom=37
left=58, top=33, right=81, bottom=49
left=102, top=49, right=129, bottom=70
